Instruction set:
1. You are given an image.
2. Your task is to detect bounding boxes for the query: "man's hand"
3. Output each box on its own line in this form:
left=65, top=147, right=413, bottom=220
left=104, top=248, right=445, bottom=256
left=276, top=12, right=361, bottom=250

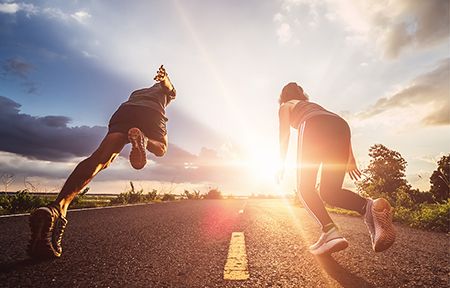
left=153, top=65, right=175, bottom=93
left=153, top=65, right=167, bottom=81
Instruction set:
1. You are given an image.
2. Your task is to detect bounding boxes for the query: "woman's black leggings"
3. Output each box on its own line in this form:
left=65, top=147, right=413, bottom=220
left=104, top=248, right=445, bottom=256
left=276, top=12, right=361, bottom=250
left=297, top=115, right=367, bottom=229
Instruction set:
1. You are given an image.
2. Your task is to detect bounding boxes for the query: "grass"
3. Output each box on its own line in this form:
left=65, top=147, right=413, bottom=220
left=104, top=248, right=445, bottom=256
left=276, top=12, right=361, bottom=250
left=0, top=189, right=177, bottom=216
left=324, top=201, right=449, bottom=233
left=326, top=207, right=360, bottom=217
left=2, top=189, right=448, bottom=233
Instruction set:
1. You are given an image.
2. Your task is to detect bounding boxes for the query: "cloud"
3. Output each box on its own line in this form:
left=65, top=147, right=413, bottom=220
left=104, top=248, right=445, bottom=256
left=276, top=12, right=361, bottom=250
left=0, top=96, right=248, bottom=186
left=2, top=57, right=33, bottom=78
left=81, top=50, right=97, bottom=59
left=273, top=0, right=321, bottom=44
left=327, top=0, right=450, bottom=58
left=41, top=7, right=69, bottom=20
left=0, top=2, right=90, bottom=24
left=0, top=96, right=106, bottom=161
left=358, top=58, right=449, bottom=126
left=0, top=2, right=37, bottom=16
left=276, top=22, right=292, bottom=44
left=1, top=57, right=38, bottom=93
left=0, top=3, right=19, bottom=14
left=274, top=0, right=449, bottom=57
left=71, top=11, right=91, bottom=24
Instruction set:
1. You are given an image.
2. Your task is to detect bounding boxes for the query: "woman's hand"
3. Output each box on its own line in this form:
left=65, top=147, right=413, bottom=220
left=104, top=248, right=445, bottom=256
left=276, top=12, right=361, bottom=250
left=276, top=167, right=285, bottom=184
left=347, top=143, right=362, bottom=181
left=347, top=158, right=362, bottom=181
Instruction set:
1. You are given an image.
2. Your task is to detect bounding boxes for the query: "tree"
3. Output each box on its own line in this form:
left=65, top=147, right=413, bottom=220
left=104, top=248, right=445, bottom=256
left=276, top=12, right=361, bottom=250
left=184, top=189, right=201, bottom=200
left=357, top=144, right=410, bottom=205
left=204, top=188, right=222, bottom=199
left=409, top=189, right=435, bottom=205
left=1, top=173, right=15, bottom=192
left=429, top=154, right=449, bottom=203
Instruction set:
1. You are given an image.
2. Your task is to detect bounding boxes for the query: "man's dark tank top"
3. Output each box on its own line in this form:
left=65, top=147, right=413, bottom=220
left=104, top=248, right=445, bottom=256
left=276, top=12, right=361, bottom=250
left=121, top=83, right=175, bottom=119
left=289, top=100, right=339, bottom=129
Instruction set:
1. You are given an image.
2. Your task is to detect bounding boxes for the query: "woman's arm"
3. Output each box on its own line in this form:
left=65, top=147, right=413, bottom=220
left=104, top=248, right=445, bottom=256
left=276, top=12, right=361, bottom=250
left=278, top=104, right=291, bottom=181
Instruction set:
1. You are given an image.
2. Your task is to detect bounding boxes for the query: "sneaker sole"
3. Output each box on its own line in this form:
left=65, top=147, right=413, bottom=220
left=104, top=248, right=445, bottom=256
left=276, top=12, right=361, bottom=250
left=310, top=238, right=349, bottom=255
left=28, top=208, right=60, bottom=259
left=373, top=209, right=396, bottom=252
left=128, top=128, right=147, bottom=170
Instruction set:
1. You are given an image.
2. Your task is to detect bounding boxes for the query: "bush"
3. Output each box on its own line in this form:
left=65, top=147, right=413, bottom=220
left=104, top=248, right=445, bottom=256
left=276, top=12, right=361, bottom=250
left=184, top=189, right=202, bottom=200
left=204, top=188, right=222, bottom=199
left=394, top=201, right=450, bottom=232
left=145, top=189, right=158, bottom=201
left=111, top=190, right=142, bottom=205
left=9, top=190, right=50, bottom=213
left=111, top=187, right=161, bottom=205
left=161, top=193, right=176, bottom=201
left=410, top=202, right=450, bottom=232
left=409, top=189, right=435, bottom=205
left=0, top=193, right=11, bottom=212
left=71, top=187, right=90, bottom=207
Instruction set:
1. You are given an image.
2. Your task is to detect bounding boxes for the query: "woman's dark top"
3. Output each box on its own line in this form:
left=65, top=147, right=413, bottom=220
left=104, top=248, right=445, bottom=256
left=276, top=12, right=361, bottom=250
left=289, top=100, right=339, bottom=129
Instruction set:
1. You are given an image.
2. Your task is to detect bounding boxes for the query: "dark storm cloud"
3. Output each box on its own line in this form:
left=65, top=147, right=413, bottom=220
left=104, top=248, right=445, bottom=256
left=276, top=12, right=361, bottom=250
left=0, top=96, right=106, bottom=161
left=0, top=96, right=247, bottom=190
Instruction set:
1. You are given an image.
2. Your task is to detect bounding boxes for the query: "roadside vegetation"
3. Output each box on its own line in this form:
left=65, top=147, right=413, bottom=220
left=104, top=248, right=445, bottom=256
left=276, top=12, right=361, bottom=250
left=0, top=181, right=226, bottom=216
left=328, top=145, right=449, bottom=232
left=1, top=147, right=448, bottom=232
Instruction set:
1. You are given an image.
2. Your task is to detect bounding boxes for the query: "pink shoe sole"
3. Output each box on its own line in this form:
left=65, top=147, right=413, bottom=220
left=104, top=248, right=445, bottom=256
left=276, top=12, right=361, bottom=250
left=128, top=128, right=147, bottom=170
left=372, top=207, right=396, bottom=252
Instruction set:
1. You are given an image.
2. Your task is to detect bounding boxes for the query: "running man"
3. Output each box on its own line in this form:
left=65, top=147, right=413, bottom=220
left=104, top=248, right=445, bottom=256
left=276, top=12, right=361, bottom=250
left=277, top=82, right=396, bottom=255
left=28, top=65, right=176, bottom=259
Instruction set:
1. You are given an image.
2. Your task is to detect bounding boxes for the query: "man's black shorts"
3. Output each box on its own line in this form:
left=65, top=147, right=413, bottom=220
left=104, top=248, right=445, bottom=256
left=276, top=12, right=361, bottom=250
left=108, top=104, right=167, bottom=143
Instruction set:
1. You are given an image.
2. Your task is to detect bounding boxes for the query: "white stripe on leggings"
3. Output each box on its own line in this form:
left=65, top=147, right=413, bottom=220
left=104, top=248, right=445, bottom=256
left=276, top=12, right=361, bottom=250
left=297, top=120, right=324, bottom=228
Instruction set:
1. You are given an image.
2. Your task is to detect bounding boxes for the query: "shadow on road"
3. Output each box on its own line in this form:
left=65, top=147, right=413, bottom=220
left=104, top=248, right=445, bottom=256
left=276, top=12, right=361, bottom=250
left=0, top=258, right=48, bottom=274
left=316, top=255, right=374, bottom=288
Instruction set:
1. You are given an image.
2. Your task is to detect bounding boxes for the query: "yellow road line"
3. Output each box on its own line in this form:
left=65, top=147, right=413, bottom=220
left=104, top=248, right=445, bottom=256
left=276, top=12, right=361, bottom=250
left=224, top=232, right=249, bottom=280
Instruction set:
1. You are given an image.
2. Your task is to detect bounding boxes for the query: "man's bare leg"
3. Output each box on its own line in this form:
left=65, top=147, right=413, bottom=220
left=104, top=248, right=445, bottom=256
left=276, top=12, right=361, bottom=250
left=54, top=132, right=128, bottom=216
left=146, top=134, right=167, bottom=157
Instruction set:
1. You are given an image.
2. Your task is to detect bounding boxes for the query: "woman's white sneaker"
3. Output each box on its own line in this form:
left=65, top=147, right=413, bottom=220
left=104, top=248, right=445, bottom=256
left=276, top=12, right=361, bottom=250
left=309, top=226, right=349, bottom=255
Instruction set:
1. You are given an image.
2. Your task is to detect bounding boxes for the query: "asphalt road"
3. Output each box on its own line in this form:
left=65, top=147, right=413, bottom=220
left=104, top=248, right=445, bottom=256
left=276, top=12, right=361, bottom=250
left=0, top=199, right=448, bottom=287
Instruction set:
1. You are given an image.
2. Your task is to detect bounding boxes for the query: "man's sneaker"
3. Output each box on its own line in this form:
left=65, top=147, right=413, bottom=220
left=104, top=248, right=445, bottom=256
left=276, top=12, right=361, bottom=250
left=309, top=226, right=349, bottom=255
left=28, top=205, right=68, bottom=259
left=364, top=198, right=396, bottom=252
left=128, top=127, right=147, bottom=170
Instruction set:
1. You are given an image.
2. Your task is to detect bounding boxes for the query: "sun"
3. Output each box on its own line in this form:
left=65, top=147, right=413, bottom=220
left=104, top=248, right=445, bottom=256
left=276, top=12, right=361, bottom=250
left=245, top=143, right=280, bottom=184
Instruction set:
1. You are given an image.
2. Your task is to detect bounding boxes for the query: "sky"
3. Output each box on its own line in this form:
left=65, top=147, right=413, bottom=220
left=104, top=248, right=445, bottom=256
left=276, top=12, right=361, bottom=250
left=0, top=0, right=448, bottom=195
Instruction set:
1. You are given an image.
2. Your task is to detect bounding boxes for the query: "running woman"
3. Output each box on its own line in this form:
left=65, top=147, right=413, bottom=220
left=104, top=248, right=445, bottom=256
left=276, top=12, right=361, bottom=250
left=28, top=65, right=176, bottom=259
left=277, top=82, right=396, bottom=255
